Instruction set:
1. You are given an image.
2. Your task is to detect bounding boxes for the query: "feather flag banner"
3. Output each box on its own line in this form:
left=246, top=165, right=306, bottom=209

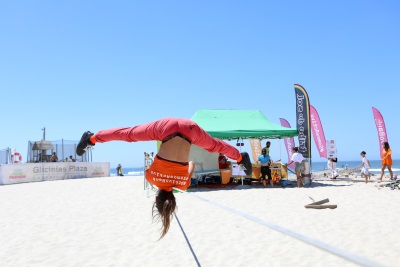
left=372, top=107, right=388, bottom=156
left=294, top=84, right=311, bottom=158
left=279, top=118, right=296, bottom=169
left=310, top=105, right=327, bottom=158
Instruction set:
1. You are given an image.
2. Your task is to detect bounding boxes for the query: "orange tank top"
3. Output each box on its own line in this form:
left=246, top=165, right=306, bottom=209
left=382, top=148, right=392, bottom=166
left=145, top=156, right=191, bottom=192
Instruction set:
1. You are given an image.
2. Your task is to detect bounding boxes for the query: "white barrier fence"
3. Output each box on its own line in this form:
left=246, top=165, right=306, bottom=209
left=0, top=162, right=110, bottom=185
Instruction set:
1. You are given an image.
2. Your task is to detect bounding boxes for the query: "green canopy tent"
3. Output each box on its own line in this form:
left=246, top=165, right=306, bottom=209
left=188, top=110, right=298, bottom=182
left=190, top=109, right=298, bottom=139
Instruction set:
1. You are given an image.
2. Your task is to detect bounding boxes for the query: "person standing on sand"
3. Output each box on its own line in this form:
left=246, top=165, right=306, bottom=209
left=358, top=151, right=371, bottom=183
left=263, top=141, right=271, bottom=155
left=116, top=164, right=124, bottom=176
left=379, top=141, right=393, bottom=181
left=75, top=117, right=251, bottom=240
left=285, top=147, right=306, bottom=188
left=258, top=148, right=273, bottom=187
left=327, top=157, right=338, bottom=179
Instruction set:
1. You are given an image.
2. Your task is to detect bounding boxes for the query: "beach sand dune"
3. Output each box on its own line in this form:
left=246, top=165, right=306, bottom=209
left=0, top=177, right=399, bottom=267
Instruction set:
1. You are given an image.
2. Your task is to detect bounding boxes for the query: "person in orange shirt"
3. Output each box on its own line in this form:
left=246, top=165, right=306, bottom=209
left=75, top=118, right=251, bottom=239
left=379, top=141, right=393, bottom=181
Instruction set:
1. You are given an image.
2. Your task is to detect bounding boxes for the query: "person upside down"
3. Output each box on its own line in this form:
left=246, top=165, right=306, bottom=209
left=76, top=118, right=251, bottom=239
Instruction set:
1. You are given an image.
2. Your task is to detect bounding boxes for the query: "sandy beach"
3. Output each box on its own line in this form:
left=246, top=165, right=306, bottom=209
left=0, top=175, right=399, bottom=267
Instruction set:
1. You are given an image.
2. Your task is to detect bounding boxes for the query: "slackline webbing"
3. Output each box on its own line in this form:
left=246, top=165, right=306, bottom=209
left=173, top=187, right=386, bottom=267
left=174, top=213, right=201, bottom=267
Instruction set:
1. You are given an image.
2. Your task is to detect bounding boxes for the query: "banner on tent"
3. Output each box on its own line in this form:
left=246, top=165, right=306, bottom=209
left=249, top=139, right=262, bottom=163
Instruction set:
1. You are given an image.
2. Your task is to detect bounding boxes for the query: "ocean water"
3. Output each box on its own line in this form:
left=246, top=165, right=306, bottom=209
left=112, top=159, right=400, bottom=177
left=110, top=167, right=144, bottom=177
left=310, top=159, right=400, bottom=175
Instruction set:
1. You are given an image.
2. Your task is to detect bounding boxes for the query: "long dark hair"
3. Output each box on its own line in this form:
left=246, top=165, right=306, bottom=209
left=152, top=190, right=177, bottom=240
left=383, top=142, right=390, bottom=151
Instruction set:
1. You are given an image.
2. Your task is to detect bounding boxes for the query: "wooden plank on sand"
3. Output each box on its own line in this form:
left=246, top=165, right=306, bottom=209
left=308, top=198, right=329, bottom=205
left=305, top=204, right=337, bottom=209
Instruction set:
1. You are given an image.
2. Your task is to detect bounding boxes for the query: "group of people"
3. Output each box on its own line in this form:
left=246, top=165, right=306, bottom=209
left=220, top=141, right=289, bottom=188
left=218, top=140, right=279, bottom=187
left=74, top=117, right=394, bottom=239
left=49, top=153, right=76, bottom=162
left=326, top=141, right=394, bottom=184
left=220, top=140, right=308, bottom=188
left=256, top=141, right=308, bottom=188
left=358, top=141, right=394, bottom=183
left=322, top=141, right=394, bottom=184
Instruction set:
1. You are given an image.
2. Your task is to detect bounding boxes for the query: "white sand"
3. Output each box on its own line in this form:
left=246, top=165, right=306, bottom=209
left=0, top=176, right=399, bottom=267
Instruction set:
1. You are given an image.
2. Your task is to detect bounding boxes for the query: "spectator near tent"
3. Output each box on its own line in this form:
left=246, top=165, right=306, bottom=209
left=218, top=153, right=228, bottom=169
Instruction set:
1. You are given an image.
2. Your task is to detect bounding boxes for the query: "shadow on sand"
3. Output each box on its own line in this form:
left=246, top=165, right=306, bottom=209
left=186, top=179, right=353, bottom=193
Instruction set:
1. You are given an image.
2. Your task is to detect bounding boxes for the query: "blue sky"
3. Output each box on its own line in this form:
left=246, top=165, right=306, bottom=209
left=1, top=1, right=399, bottom=168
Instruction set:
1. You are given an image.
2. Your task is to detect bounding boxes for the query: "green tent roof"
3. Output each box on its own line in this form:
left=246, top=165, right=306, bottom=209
left=191, top=109, right=298, bottom=140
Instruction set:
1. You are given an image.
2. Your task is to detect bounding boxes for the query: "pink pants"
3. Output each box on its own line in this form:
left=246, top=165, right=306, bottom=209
left=94, top=118, right=241, bottom=160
